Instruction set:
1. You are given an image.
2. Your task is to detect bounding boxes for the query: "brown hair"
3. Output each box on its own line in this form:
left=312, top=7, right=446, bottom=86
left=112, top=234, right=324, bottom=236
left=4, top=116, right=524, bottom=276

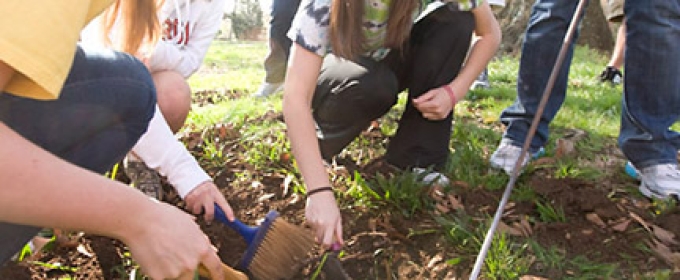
left=329, top=0, right=419, bottom=60
left=100, top=0, right=164, bottom=54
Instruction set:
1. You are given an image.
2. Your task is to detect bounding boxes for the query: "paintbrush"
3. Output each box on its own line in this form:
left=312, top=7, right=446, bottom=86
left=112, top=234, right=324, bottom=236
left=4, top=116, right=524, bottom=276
left=214, top=204, right=315, bottom=280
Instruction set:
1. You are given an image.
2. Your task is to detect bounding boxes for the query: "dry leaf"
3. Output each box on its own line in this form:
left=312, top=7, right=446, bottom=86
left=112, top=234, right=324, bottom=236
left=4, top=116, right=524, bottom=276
left=76, top=244, right=93, bottom=258
left=518, top=218, right=533, bottom=236
left=520, top=276, right=549, bottom=280
left=652, top=225, right=679, bottom=246
left=503, top=202, right=518, bottom=218
left=610, top=219, right=631, bottom=232
left=257, top=193, right=275, bottom=202
left=533, top=157, right=556, bottom=165
left=368, top=218, right=377, bottom=232
left=435, top=203, right=450, bottom=214
left=427, top=254, right=443, bottom=269
left=429, top=185, right=446, bottom=201
left=555, top=138, right=576, bottom=159
left=649, top=239, right=680, bottom=270
left=630, top=212, right=678, bottom=246
left=250, top=181, right=264, bottom=189
left=451, top=180, right=470, bottom=188
left=448, top=194, right=464, bottom=210
left=281, top=174, right=293, bottom=196
left=586, top=213, right=606, bottom=228
left=498, top=221, right=524, bottom=236
left=287, top=194, right=301, bottom=205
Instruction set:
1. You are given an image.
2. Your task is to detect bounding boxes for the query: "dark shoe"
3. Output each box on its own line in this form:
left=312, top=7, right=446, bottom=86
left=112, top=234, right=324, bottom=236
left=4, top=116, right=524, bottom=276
left=124, top=160, right=163, bottom=201
left=599, top=66, right=623, bottom=85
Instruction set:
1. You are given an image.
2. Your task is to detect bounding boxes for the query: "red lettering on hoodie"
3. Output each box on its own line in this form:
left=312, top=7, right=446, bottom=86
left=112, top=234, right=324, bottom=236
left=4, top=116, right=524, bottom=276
left=162, top=18, right=191, bottom=46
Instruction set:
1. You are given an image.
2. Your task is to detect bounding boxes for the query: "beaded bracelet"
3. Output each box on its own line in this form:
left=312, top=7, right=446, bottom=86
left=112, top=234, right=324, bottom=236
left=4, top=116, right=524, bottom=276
left=307, top=186, right=333, bottom=197
left=441, top=85, right=457, bottom=107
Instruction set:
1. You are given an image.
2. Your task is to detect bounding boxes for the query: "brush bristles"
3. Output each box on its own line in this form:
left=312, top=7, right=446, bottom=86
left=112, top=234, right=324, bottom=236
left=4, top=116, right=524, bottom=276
left=247, top=219, right=315, bottom=279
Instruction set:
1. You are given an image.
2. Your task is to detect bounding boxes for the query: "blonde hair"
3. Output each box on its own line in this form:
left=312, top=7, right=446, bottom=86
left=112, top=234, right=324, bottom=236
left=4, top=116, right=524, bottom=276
left=99, top=0, right=165, bottom=54
left=329, top=0, right=419, bottom=60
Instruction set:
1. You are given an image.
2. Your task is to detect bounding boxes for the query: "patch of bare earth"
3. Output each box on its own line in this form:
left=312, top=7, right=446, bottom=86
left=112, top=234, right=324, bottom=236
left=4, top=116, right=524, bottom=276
left=2, top=92, right=679, bottom=279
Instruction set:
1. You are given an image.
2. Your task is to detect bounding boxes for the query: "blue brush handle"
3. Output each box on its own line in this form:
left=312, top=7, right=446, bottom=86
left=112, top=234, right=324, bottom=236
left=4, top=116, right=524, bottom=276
left=213, top=204, right=259, bottom=245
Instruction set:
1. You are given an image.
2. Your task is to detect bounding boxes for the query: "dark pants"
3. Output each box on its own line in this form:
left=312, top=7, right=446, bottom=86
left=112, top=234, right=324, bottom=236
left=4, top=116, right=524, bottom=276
left=0, top=45, right=156, bottom=265
left=263, top=0, right=302, bottom=84
left=313, top=7, right=474, bottom=170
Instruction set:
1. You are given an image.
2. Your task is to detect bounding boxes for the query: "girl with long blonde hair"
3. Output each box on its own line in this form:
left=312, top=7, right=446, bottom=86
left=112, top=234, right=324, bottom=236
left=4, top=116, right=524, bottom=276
left=80, top=0, right=234, bottom=224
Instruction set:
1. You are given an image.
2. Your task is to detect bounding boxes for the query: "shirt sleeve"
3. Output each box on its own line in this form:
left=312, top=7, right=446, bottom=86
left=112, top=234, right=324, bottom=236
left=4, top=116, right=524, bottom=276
left=0, top=0, right=113, bottom=100
left=287, top=0, right=332, bottom=57
left=131, top=106, right=211, bottom=199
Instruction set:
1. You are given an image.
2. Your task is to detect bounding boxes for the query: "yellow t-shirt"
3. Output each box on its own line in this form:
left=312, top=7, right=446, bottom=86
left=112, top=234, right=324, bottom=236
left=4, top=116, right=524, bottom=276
left=0, top=0, right=114, bottom=100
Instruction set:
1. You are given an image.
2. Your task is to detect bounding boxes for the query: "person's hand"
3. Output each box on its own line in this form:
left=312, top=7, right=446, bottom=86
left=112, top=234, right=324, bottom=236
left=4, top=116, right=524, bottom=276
left=184, top=180, right=234, bottom=223
left=123, top=202, right=225, bottom=280
left=412, top=85, right=459, bottom=120
left=305, top=190, right=343, bottom=248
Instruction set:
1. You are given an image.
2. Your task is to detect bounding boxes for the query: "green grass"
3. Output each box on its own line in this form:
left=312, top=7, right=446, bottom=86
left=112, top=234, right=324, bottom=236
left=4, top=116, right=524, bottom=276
left=179, top=41, right=670, bottom=279
left=189, top=40, right=267, bottom=93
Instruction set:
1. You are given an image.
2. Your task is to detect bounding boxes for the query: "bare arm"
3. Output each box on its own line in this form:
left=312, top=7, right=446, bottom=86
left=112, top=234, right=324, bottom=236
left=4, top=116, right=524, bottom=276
left=0, top=122, right=224, bottom=279
left=0, top=59, right=224, bottom=280
left=283, top=46, right=328, bottom=191
left=413, top=3, right=501, bottom=120
left=282, top=44, right=343, bottom=247
left=456, top=3, right=502, bottom=92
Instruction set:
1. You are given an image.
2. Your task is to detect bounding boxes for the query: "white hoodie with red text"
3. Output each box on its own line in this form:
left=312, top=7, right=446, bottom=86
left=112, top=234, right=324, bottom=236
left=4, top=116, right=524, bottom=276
left=80, top=0, right=227, bottom=199
left=149, top=0, right=227, bottom=78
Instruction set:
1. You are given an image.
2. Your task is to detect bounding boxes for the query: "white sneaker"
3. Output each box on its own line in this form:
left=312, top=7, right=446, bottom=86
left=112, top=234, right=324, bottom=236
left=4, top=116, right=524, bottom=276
left=489, top=139, right=545, bottom=176
left=470, top=69, right=490, bottom=90
left=252, top=82, right=283, bottom=98
left=413, top=168, right=450, bottom=186
left=638, top=164, right=680, bottom=200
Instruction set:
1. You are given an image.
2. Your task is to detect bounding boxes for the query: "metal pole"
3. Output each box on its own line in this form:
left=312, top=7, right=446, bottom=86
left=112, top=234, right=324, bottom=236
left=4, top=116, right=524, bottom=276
left=469, top=0, right=589, bottom=278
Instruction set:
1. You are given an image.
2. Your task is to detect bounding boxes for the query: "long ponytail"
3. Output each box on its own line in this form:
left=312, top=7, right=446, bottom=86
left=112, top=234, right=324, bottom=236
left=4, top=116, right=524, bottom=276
left=99, top=0, right=165, bottom=55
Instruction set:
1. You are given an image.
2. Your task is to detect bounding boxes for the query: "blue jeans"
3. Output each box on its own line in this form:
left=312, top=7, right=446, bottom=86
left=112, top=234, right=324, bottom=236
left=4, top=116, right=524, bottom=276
left=499, top=0, right=583, bottom=152
left=619, top=0, right=680, bottom=169
left=0, top=45, right=156, bottom=265
left=501, top=0, right=680, bottom=168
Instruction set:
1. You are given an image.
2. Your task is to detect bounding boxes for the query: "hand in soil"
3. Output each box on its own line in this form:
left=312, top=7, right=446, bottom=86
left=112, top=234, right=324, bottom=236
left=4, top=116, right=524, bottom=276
left=306, top=191, right=344, bottom=248
left=122, top=202, right=224, bottom=280
left=184, top=180, right=234, bottom=223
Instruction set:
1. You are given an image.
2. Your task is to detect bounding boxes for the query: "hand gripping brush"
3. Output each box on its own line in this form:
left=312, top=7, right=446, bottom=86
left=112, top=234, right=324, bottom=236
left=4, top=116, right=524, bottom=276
left=469, top=0, right=589, bottom=278
left=214, top=205, right=316, bottom=280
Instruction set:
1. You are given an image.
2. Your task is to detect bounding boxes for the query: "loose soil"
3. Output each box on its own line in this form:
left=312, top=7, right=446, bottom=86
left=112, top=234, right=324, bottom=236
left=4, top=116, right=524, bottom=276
left=2, top=90, right=679, bottom=279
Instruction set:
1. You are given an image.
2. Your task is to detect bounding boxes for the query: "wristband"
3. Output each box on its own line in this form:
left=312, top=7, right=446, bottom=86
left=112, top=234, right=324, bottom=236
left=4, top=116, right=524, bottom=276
left=442, top=85, right=457, bottom=107
left=307, top=186, right=333, bottom=197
